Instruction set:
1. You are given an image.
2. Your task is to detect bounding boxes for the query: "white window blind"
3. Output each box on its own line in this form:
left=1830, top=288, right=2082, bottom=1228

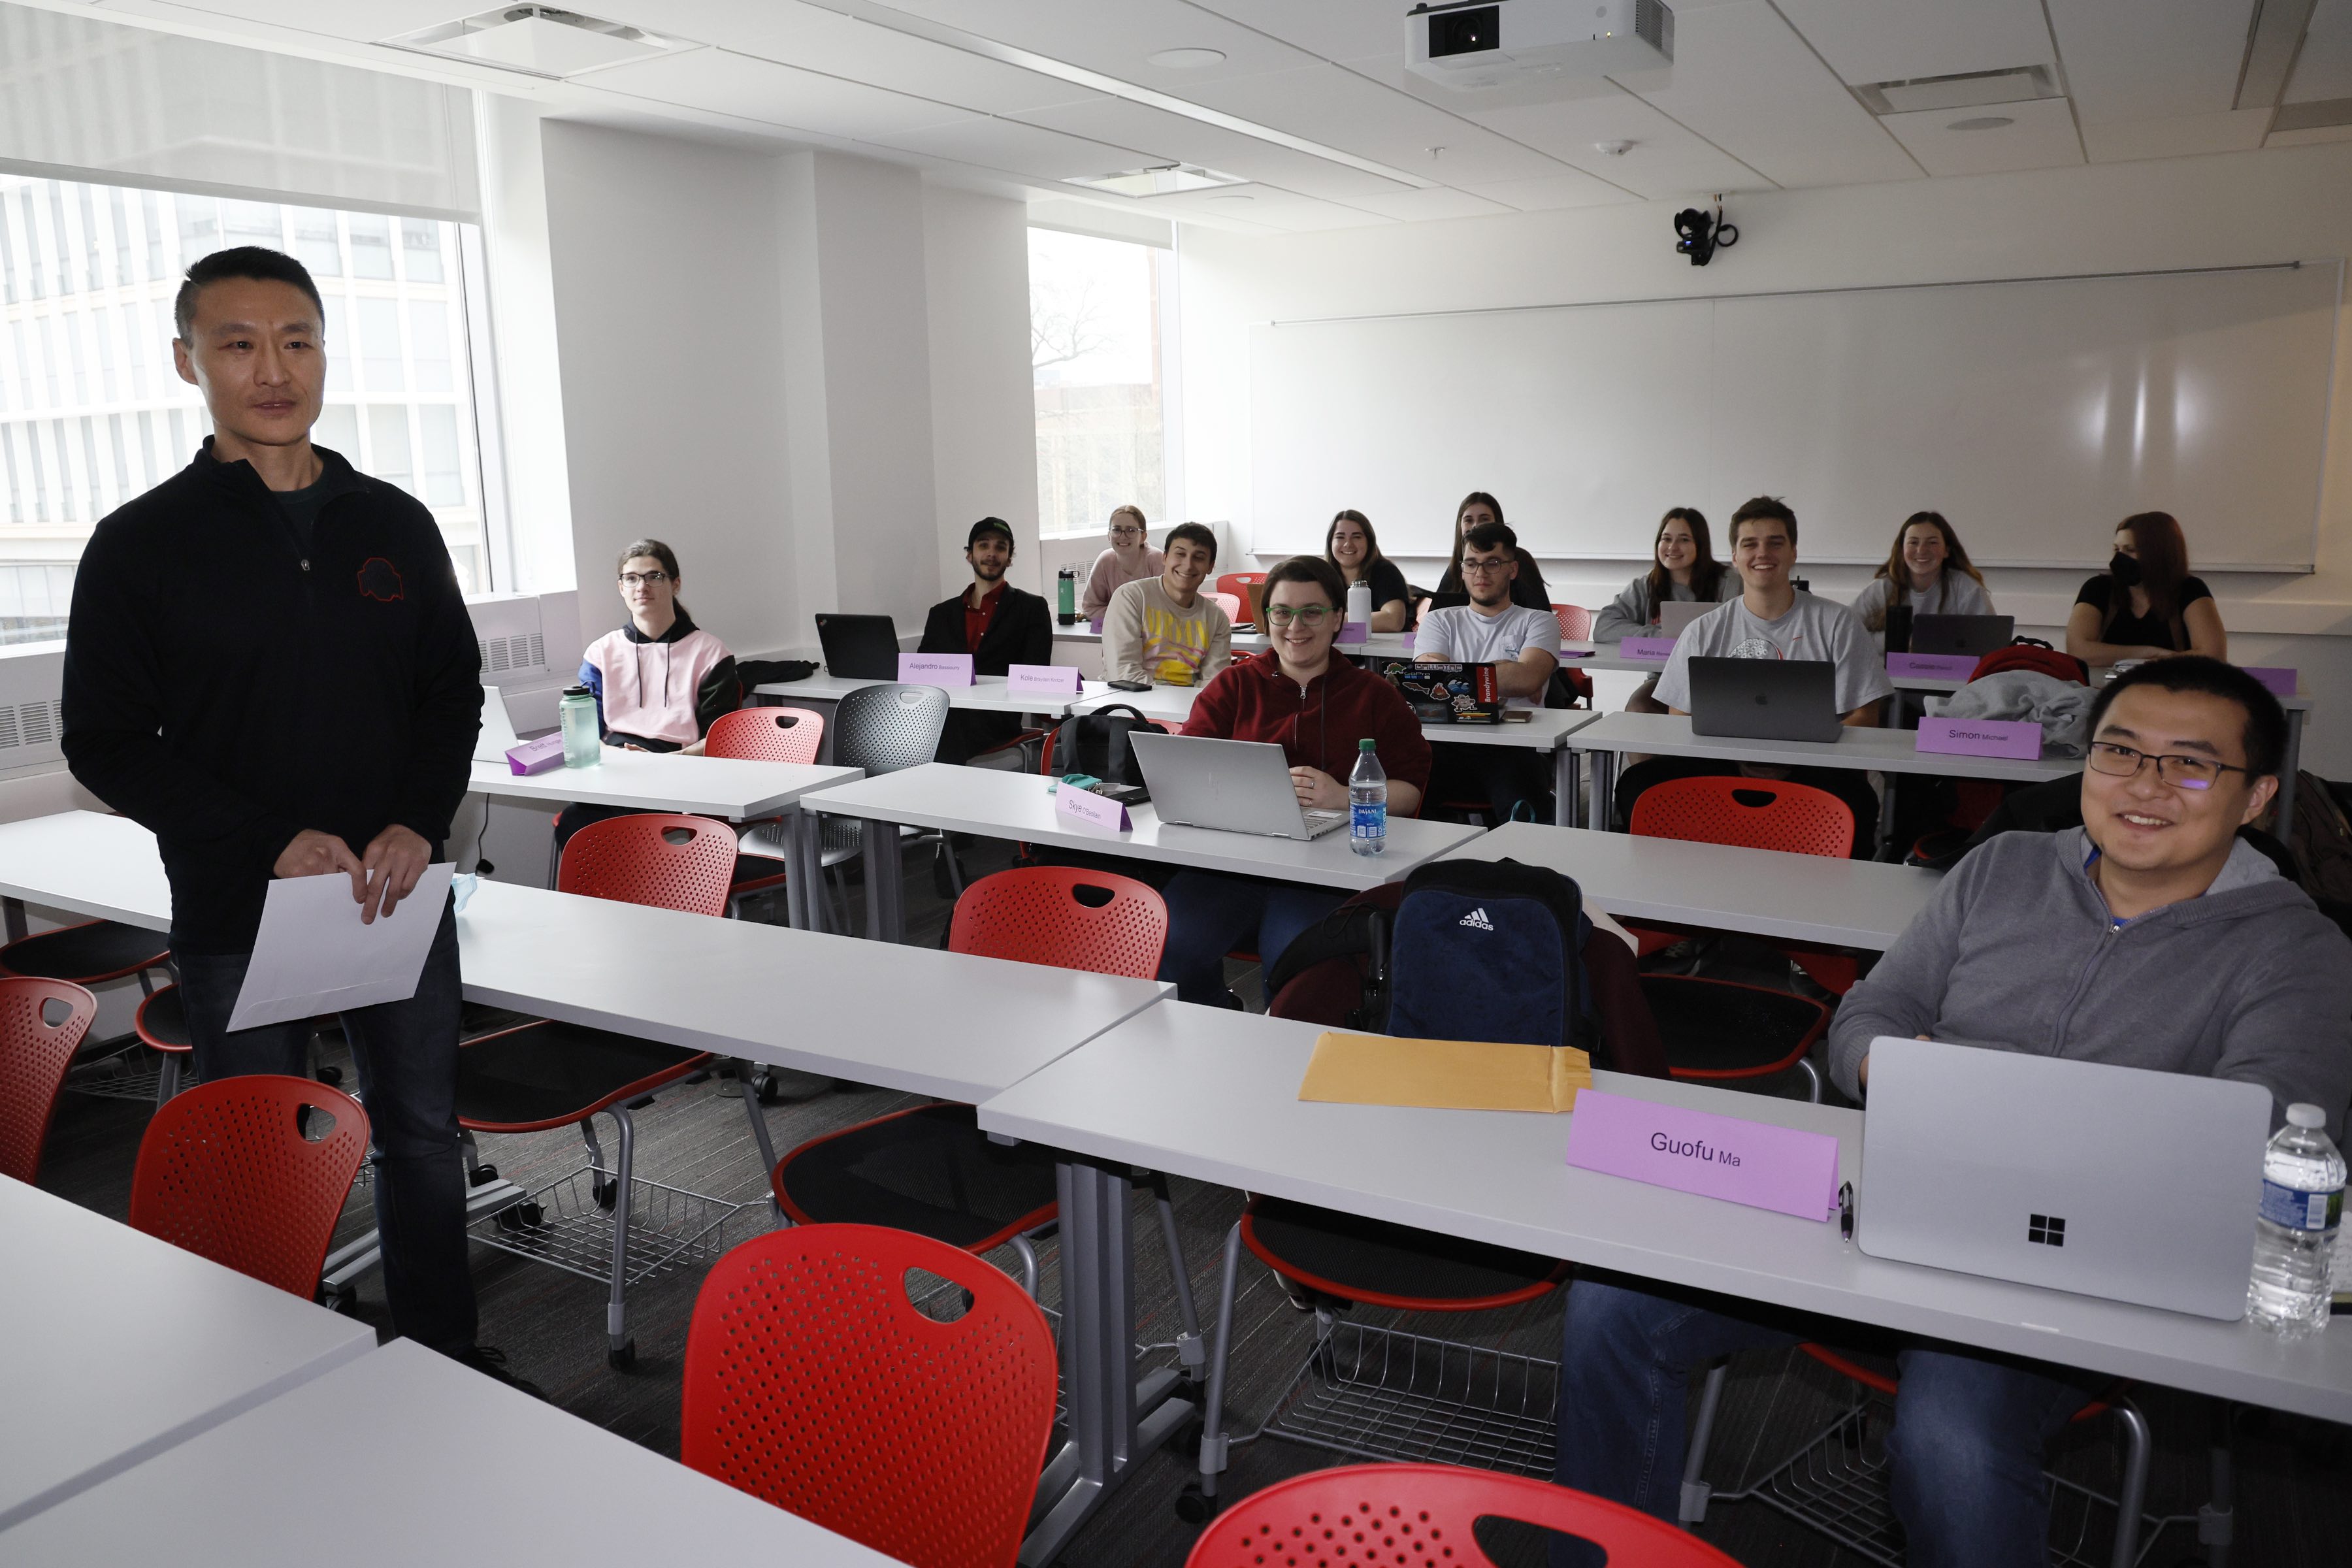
left=0, top=3, right=479, bottom=221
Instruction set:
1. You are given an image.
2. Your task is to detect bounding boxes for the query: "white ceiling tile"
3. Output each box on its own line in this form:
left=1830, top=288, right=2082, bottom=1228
left=1178, top=63, right=1575, bottom=184
left=1616, top=3, right=1921, bottom=188
left=1134, top=184, right=1389, bottom=231
left=167, top=2, right=494, bottom=41
left=1339, top=186, right=1516, bottom=221
left=862, top=116, right=1160, bottom=182
left=587, top=48, right=980, bottom=137
left=2286, top=0, right=2352, bottom=103
left=1010, top=96, right=1416, bottom=202
left=2080, top=108, right=2274, bottom=161
left=1876, top=95, right=2083, bottom=176
left=593, top=0, right=1100, bottom=114
left=1451, top=77, right=1770, bottom=197
left=1177, top=0, right=1405, bottom=63
left=851, top=0, right=1321, bottom=84
left=1773, top=0, right=2056, bottom=88
left=1458, top=171, right=1642, bottom=211
left=2045, top=0, right=2259, bottom=125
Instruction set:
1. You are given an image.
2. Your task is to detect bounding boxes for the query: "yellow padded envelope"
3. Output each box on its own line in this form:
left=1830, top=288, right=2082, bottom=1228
left=1298, top=1031, right=1593, bottom=1114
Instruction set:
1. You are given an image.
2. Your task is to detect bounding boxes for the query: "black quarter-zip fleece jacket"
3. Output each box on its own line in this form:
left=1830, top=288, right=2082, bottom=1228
left=61, top=440, right=482, bottom=954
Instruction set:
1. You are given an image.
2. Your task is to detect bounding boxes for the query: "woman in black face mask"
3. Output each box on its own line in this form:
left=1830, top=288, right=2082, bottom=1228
left=2065, top=511, right=2227, bottom=665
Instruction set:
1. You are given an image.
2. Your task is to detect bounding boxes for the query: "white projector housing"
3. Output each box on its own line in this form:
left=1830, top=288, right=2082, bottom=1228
left=1407, top=0, right=1674, bottom=88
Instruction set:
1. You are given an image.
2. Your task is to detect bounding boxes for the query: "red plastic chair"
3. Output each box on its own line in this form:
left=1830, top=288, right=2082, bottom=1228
left=556, top=811, right=738, bottom=914
left=947, top=864, right=1168, bottom=977
left=128, top=1073, right=370, bottom=1297
left=1217, top=571, right=1268, bottom=625
left=1552, top=602, right=1595, bottom=642
left=1184, top=1463, right=1742, bottom=1567
left=682, top=1224, right=1058, bottom=1568
left=0, top=976, right=97, bottom=1183
left=708, top=707, right=826, bottom=913
left=1211, top=591, right=1243, bottom=625
left=133, top=983, right=194, bottom=1107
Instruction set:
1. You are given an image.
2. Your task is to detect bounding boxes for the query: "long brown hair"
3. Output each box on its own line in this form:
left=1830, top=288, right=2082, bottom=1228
left=617, top=538, right=688, bottom=621
left=1324, top=509, right=1385, bottom=576
left=2104, top=512, right=2190, bottom=641
left=1437, top=492, right=1508, bottom=595
left=1643, top=508, right=1724, bottom=612
left=1871, top=512, right=1984, bottom=613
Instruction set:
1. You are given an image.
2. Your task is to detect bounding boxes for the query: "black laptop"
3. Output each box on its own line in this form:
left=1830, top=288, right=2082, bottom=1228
left=814, top=613, right=900, bottom=680
left=1910, top=613, right=2014, bottom=658
left=1687, top=657, right=1843, bottom=743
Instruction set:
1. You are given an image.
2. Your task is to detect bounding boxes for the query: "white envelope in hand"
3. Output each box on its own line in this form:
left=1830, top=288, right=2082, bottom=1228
left=227, top=864, right=457, bottom=1031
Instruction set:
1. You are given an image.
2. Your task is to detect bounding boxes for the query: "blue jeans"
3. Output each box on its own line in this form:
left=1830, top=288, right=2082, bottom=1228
left=176, top=900, right=477, bottom=1355
left=1552, top=1279, right=2097, bottom=1568
left=1158, top=872, right=1344, bottom=1005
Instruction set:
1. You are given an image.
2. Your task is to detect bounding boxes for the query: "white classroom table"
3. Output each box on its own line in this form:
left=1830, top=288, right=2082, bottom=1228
left=975, top=1002, right=2352, bottom=1429
left=0, top=809, right=171, bottom=938
left=755, top=670, right=1109, bottom=718
left=467, top=751, right=861, bottom=930
left=1439, top=819, right=1941, bottom=951
left=1566, top=711, right=2085, bottom=830
left=1066, top=683, right=1604, bottom=827
left=796, top=764, right=1486, bottom=943
left=0, top=1338, right=903, bottom=1566
left=0, top=1175, right=378, bottom=1532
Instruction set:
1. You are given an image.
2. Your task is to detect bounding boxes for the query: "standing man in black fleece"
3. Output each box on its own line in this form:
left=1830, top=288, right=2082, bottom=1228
left=61, top=247, right=517, bottom=1384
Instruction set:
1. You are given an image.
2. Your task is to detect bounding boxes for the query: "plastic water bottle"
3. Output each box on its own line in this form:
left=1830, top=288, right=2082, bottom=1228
left=558, top=685, right=600, bottom=769
left=1348, top=738, right=1386, bottom=857
left=1342, top=578, right=1371, bottom=644
left=2247, top=1103, right=2344, bottom=1338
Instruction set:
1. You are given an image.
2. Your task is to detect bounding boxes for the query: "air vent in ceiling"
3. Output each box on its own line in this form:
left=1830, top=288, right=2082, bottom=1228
left=1064, top=164, right=1249, bottom=198
left=384, top=7, right=696, bottom=80
left=1852, top=65, right=2060, bottom=118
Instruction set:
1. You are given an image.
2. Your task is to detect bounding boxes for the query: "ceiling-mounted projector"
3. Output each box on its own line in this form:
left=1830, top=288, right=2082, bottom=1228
left=1407, top=0, right=1673, bottom=89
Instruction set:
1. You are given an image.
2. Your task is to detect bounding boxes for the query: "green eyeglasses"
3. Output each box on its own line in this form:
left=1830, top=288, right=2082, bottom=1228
left=1265, top=605, right=1334, bottom=629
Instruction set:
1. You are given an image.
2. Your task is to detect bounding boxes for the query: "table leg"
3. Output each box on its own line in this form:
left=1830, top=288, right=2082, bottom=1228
left=779, top=809, right=807, bottom=932
left=1592, top=751, right=1618, bottom=832
left=2276, top=708, right=2306, bottom=840
left=1554, top=747, right=1576, bottom=828
left=860, top=817, right=904, bottom=943
left=3, top=896, right=25, bottom=944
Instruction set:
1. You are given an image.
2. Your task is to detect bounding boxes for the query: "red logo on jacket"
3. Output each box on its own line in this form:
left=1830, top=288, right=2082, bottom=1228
left=357, top=558, right=404, bottom=602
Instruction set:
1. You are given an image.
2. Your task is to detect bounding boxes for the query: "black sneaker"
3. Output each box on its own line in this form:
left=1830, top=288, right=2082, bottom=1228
left=452, top=1344, right=546, bottom=1399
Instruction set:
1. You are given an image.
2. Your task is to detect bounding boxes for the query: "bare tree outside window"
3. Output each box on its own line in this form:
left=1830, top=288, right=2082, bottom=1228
left=1030, top=228, right=1166, bottom=538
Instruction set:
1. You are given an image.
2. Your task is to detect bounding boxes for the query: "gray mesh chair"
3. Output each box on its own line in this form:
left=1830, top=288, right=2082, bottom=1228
left=816, top=683, right=956, bottom=930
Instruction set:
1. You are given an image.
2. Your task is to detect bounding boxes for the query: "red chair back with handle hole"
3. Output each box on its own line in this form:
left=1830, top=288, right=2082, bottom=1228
left=1552, top=603, right=1594, bottom=642
left=682, top=1223, right=1058, bottom=1568
left=949, top=866, right=1168, bottom=979
left=0, top=976, right=97, bottom=1183
left=1184, top=1463, right=1744, bottom=1568
left=127, top=1073, right=370, bottom=1296
left=1630, top=776, right=1855, bottom=860
left=558, top=811, right=738, bottom=917
left=704, top=706, right=825, bottom=764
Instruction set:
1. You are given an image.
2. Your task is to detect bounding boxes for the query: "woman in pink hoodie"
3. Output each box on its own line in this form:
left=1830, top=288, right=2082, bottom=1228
left=1079, top=504, right=1165, bottom=621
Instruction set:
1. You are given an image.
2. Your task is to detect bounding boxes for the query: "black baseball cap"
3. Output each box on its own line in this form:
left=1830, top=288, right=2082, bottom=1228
left=967, top=517, right=1015, bottom=549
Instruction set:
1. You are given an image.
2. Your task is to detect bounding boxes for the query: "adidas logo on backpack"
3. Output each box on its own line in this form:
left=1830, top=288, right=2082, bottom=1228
left=1456, top=906, right=1495, bottom=931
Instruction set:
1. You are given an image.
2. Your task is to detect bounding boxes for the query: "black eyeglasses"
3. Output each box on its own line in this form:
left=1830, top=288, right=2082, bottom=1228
left=2085, top=740, right=2247, bottom=791
left=619, top=570, right=670, bottom=587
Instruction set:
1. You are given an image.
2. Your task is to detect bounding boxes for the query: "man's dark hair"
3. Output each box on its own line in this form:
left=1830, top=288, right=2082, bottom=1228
left=1729, top=495, right=1797, bottom=548
left=174, top=246, right=327, bottom=342
left=1262, top=554, right=1345, bottom=607
left=1164, top=521, right=1219, bottom=564
left=2086, top=656, right=2288, bottom=781
left=966, top=516, right=1015, bottom=550
left=1461, top=519, right=1518, bottom=559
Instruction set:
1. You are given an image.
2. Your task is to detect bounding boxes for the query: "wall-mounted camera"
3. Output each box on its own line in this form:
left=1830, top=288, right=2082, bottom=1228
left=1673, top=197, right=1737, bottom=267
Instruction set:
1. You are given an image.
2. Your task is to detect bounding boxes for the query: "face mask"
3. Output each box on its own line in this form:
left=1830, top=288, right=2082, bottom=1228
left=2108, top=550, right=2142, bottom=587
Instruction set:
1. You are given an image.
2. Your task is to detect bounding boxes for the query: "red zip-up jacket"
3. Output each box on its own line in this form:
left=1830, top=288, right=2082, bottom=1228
left=1181, top=649, right=1432, bottom=801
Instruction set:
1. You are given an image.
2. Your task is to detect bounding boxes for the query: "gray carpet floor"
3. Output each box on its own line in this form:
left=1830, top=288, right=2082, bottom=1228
left=31, top=839, right=2350, bottom=1567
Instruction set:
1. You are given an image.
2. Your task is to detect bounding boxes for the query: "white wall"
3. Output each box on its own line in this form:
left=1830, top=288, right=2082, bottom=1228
left=1178, top=139, right=2352, bottom=776
left=924, top=182, right=1042, bottom=598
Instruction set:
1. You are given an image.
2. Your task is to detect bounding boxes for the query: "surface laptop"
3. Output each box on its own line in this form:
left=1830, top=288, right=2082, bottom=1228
left=1128, top=732, right=1348, bottom=841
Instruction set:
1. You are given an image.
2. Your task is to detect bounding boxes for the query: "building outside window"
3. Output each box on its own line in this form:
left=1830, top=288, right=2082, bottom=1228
left=0, top=172, right=500, bottom=644
left=1030, top=226, right=1180, bottom=539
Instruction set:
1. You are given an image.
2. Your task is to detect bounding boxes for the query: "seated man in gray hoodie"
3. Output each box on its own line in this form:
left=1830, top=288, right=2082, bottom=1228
left=1552, top=657, right=2352, bottom=1568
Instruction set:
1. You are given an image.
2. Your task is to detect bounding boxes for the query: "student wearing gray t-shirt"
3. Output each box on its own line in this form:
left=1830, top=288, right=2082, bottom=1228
left=1413, top=519, right=1563, bottom=821
left=1627, top=498, right=1891, bottom=854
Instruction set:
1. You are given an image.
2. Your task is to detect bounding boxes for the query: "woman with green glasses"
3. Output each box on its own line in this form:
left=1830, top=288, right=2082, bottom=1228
left=1156, top=555, right=1432, bottom=1006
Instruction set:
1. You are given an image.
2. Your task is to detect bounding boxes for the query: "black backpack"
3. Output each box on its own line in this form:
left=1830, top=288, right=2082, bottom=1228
left=1047, top=703, right=1160, bottom=785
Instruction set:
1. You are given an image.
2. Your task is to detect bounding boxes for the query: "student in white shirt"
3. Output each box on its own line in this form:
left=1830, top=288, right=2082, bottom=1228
left=1850, top=510, right=1995, bottom=647
left=1637, top=497, right=1893, bottom=854
left=1590, top=508, right=1738, bottom=711
left=1414, top=519, right=1563, bottom=821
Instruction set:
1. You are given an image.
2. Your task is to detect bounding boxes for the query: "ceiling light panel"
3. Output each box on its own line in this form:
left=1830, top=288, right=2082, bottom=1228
left=1064, top=163, right=1245, bottom=195
left=1772, top=0, right=2057, bottom=88
left=2044, top=0, right=2260, bottom=125
left=384, top=7, right=696, bottom=78
left=1852, top=65, right=2061, bottom=116
left=1874, top=94, right=2082, bottom=176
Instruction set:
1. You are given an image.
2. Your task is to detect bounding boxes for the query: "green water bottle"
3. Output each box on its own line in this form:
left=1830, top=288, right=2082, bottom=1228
left=1056, top=564, right=1079, bottom=626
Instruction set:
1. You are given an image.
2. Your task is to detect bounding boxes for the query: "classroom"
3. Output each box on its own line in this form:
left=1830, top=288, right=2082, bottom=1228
left=3, top=2, right=2351, bottom=1565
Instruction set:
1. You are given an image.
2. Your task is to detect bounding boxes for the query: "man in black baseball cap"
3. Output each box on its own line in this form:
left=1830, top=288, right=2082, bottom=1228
left=917, top=517, right=1054, bottom=766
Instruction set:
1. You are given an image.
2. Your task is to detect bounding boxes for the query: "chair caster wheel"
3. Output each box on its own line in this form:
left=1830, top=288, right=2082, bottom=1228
left=609, top=1341, right=636, bottom=1371
left=495, top=1200, right=544, bottom=1232
left=593, top=1177, right=620, bottom=1211
left=318, top=1281, right=357, bottom=1313
left=315, top=1064, right=342, bottom=1087
left=468, top=1162, right=500, bottom=1186
left=1175, top=1485, right=1218, bottom=1524
left=753, top=1073, right=785, bottom=1106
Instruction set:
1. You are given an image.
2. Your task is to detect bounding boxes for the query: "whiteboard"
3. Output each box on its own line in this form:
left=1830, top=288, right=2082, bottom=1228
left=1247, top=264, right=2340, bottom=570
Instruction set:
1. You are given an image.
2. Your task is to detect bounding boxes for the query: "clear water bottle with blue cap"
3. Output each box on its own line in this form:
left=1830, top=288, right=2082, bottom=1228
left=2247, top=1103, right=2343, bottom=1337
left=1348, top=738, right=1386, bottom=857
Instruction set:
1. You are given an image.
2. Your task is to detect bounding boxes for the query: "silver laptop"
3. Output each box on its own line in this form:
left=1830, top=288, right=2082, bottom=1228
left=473, top=684, right=521, bottom=764
left=1686, top=657, right=1844, bottom=743
left=1127, top=732, right=1348, bottom=840
left=1858, top=1037, right=2272, bottom=1320
left=1658, top=599, right=1712, bottom=639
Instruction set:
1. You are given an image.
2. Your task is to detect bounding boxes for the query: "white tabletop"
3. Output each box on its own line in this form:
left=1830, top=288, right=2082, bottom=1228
left=0, top=1338, right=901, bottom=1566
left=1441, top=820, right=1940, bottom=951
left=1071, top=683, right=1603, bottom=753
left=0, top=810, right=172, bottom=932
left=756, top=671, right=1107, bottom=717
left=454, top=879, right=1170, bottom=1102
left=1567, top=711, right=2085, bottom=783
left=975, top=1004, right=2352, bottom=1426
left=800, top=764, right=1484, bottom=892
left=0, top=1175, right=378, bottom=1531
left=469, top=752, right=861, bottom=821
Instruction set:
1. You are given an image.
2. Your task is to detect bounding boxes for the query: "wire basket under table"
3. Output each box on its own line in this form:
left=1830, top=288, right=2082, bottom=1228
left=1260, top=1317, right=1561, bottom=1478
left=469, top=1164, right=744, bottom=1288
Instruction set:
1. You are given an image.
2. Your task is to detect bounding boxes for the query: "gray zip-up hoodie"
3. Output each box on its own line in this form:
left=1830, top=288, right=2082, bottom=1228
left=1829, top=827, right=2352, bottom=1137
